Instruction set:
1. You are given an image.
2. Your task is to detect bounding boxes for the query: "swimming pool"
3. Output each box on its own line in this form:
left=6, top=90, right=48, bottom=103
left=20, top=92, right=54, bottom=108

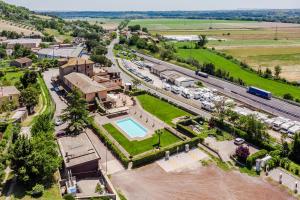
left=116, top=118, right=148, bottom=138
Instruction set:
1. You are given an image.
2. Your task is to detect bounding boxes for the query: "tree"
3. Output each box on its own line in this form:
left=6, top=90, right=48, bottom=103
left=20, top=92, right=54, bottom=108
left=61, top=90, right=89, bottom=135
left=235, top=145, right=250, bottom=163
left=30, top=113, right=54, bottom=137
left=92, top=45, right=107, bottom=55
left=197, top=35, right=208, bottom=48
left=263, top=68, right=272, bottom=78
left=202, top=63, right=215, bottom=75
left=20, top=70, right=38, bottom=88
left=136, top=38, right=147, bottom=49
left=90, top=54, right=112, bottom=67
left=159, top=48, right=173, bottom=61
left=20, top=86, right=39, bottom=114
left=274, top=65, right=282, bottom=78
left=236, top=115, right=269, bottom=143
left=0, top=47, right=7, bottom=58
left=290, top=133, right=300, bottom=163
left=132, top=79, right=141, bottom=89
left=283, top=93, right=294, bottom=101
left=142, top=27, right=148, bottom=33
left=156, top=130, right=163, bottom=148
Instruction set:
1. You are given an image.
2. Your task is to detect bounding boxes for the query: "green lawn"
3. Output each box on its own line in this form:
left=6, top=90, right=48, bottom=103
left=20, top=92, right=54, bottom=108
left=136, top=94, right=192, bottom=125
left=103, top=123, right=181, bottom=156
left=174, top=44, right=300, bottom=100
left=44, top=28, right=73, bottom=42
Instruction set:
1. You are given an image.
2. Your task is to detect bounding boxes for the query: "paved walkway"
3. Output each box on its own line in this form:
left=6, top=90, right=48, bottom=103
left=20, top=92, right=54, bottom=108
left=156, top=148, right=208, bottom=172
left=269, top=168, right=300, bottom=193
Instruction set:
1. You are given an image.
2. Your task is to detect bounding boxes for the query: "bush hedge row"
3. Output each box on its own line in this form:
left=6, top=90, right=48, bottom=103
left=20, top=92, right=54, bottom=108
left=131, top=137, right=203, bottom=168
left=89, top=119, right=130, bottom=168
left=246, top=149, right=268, bottom=168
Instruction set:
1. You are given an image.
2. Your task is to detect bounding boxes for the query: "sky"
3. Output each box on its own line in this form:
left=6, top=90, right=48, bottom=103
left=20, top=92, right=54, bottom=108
left=4, top=0, right=300, bottom=11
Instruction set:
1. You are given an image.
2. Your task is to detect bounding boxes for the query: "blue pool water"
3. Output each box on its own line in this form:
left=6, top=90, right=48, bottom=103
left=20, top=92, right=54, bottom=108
left=116, top=118, right=148, bottom=138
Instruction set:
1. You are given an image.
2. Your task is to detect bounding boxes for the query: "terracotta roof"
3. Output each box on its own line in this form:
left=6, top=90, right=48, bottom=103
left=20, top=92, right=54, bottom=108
left=60, top=58, right=94, bottom=69
left=14, top=57, right=32, bottom=64
left=64, top=72, right=107, bottom=94
left=0, top=86, right=20, bottom=98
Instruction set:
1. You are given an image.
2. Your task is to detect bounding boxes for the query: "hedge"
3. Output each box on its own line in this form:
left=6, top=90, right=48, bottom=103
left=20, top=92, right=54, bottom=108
left=211, top=118, right=279, bottom=151
left=89, top=119, right=130, bottom=168
left=0, top=123, right=14, bottom=153
left=131, top=137, right=203, bottom=168
left=176, top=124, right=198, bottom=138
left=246, top=149, right=268, bottom=168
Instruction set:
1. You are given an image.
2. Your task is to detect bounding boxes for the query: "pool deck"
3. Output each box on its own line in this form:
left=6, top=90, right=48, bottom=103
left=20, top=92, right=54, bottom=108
left=95, top=103, right=165, bottom=141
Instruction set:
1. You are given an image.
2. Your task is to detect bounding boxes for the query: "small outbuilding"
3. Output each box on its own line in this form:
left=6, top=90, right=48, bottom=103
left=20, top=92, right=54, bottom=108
left=10, top=57, right=32, bottom=68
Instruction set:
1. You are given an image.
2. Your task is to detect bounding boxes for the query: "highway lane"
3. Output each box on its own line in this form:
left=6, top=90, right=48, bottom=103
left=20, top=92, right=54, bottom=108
left=136, top=52, right=300, bottom=121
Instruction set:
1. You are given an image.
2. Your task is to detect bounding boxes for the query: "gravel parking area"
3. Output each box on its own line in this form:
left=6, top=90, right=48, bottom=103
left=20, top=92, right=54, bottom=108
left=205, top=137, right=258, bottom=162
left=111, top=163, right=295, bottom=200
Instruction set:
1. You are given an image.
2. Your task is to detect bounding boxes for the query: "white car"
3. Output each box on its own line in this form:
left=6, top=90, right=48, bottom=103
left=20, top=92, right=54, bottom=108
left=55, top=117, right=64, bottom=126
left=234, top=138, right=245, bottom=145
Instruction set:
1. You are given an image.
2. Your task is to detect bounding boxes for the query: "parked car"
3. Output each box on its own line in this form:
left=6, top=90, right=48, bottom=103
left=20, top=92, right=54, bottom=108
left=55, top=117, right=64, bottom=126
left=234, top=138, right=245, bottom=145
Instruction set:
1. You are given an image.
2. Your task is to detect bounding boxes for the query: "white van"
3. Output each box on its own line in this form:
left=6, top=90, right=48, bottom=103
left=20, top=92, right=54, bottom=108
left=280, top=121, right=296, bottom=134
left=163, top=83, right=171, bottom=91
left=202, top=101, right=215, bottom=112
left=182, top=89, right=193, bottom=99
left=171, top=85, right=181, bottom=94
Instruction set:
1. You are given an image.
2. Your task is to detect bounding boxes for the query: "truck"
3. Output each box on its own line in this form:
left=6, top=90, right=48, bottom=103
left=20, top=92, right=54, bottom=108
left=195, top=70, right=208, bottom=78
left=247, top=86, right=272, bottom=99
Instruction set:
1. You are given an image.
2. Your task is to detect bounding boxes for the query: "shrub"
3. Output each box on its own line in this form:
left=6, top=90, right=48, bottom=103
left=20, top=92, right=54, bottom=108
left=235, top=145, right=250, bottom=163
left=31, top=184, right=44, bottom=197
left=64, top=194, right=75, bottom=200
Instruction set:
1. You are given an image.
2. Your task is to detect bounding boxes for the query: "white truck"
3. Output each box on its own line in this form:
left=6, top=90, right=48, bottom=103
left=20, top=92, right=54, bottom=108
left=171, top=85, right=181, bottom=94
left=201, top=101, right=215, bottom=112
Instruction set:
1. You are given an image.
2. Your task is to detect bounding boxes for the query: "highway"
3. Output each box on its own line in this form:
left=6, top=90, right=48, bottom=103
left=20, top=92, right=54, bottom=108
left=136, top=52, right=300, bottom=121
left=106, top=34, right=211, bottom=119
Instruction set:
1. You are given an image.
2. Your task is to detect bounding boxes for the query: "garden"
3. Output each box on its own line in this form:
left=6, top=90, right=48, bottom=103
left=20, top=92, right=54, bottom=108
left=103, top=123, right=181, bottom=156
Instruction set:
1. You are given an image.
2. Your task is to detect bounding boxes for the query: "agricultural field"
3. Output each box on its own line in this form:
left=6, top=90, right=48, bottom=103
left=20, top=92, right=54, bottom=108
left=131, top=19, right=300, bottom=82
left=0, top=19, right=41, bottom=36
left=66, top=17, right=122, bottom=30
left=44, top=28, right=73, bottom=43
left=174, top=43, right=300, bottom=100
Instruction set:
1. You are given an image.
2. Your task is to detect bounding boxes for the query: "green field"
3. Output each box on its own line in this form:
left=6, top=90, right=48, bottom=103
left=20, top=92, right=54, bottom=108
left=103, top=123, right=181, bottom=156
left=128, top=19, right=252, bottom=30
left=136, top=94, right=192, bottom=125
left=173, top=43, right=300, bottom=100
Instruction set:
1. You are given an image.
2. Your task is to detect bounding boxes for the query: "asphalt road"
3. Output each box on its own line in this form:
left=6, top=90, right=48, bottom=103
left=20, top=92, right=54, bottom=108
left=136, top=52, right=300, bottom=121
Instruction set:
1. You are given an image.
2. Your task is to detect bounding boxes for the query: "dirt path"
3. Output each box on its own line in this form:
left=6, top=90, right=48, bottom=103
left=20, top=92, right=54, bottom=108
left=111, top=163, right=296, bottom=200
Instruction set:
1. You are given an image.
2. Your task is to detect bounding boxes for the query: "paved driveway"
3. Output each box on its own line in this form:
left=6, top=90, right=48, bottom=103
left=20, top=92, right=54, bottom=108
left=42, top=68, right=67, bottom=117
left=205, top=137, right=258, bottom=162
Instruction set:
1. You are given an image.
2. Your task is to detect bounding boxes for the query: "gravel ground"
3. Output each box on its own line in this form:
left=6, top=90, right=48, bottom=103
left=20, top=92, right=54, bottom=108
left=111, top=163, right=296, bottom=200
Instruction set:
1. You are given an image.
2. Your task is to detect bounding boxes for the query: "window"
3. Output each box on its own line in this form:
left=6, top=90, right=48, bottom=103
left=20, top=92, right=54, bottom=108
left=9, top=96, right=13, bottom=101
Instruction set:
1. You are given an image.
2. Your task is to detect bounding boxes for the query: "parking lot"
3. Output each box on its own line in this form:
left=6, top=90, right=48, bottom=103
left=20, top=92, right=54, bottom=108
left=205, top=137, right=259, bottom=162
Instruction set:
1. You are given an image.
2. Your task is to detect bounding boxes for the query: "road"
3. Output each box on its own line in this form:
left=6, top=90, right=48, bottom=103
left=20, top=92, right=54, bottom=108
left=107, top=35, right=211, bottom=119
left=136, top=52, right=300, bottom=121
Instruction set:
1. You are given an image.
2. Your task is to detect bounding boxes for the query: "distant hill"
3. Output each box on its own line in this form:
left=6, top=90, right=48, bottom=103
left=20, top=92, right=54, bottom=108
left=42, top=10, right=300, bottom=24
